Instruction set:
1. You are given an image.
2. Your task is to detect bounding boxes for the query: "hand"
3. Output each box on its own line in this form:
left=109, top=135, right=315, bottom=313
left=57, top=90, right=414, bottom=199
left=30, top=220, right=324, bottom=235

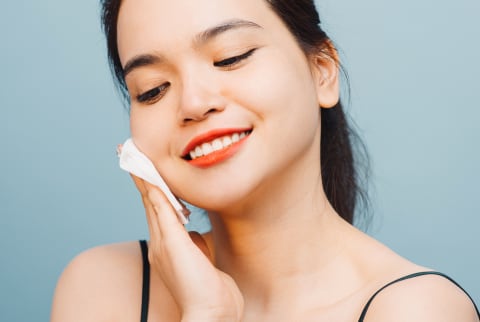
left=131, top=175, right=244, bottom=322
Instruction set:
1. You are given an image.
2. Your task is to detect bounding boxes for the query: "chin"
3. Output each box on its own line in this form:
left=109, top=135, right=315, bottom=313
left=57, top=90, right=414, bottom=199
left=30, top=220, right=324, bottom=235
left=188, top=192, right=247, bottom=213
left=184, top=179, right=258, bottom=214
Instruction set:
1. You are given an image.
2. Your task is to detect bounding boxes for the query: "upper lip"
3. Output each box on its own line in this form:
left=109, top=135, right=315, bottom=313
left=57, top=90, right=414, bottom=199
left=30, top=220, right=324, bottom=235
left=181, top=127, right=252, bottom=158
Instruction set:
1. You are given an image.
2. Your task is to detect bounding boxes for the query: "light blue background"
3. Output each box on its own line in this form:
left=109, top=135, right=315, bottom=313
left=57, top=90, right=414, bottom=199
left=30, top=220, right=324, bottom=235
left=1, top=0, right=478, bottom=320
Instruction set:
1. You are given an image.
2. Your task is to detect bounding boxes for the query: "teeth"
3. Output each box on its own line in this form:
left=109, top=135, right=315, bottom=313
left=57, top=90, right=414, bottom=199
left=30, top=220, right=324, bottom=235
left=212, top=138, right=223, bottom=151
left=232, top=133, right=240, bottom=143
left=201, top=142, right=213, bottom=156
left=187, top=131, right=250, bottom=160
left=222, top=136, right=232, bottom=146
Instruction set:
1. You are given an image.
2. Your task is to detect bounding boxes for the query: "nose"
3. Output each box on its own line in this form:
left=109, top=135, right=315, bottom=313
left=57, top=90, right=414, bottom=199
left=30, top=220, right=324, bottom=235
left=177, top=70, right=226, bottom=124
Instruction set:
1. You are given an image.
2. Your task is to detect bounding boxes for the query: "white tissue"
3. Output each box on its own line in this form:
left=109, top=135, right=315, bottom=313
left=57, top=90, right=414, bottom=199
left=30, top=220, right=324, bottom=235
left=118, top=138, right=190, bottom=224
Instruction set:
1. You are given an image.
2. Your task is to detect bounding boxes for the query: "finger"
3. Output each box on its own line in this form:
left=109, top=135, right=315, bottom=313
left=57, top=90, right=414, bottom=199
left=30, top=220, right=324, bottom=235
left=129, top=174, right=163, bottom=240
left=143, top=195, right=162, bottom=241
left=130, top=174, right=168, bottom=239
left=130, top=173, right=148, bottom=196
left=146, top=183, right=188, bottom=238
left=131, top=175, right=191, bottom=252
left=116, top=144, right=123, bottom=156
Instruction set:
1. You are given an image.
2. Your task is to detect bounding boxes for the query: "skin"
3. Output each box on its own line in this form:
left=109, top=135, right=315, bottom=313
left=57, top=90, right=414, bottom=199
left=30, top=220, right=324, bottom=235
left=51, top=0, right=479, bottom=321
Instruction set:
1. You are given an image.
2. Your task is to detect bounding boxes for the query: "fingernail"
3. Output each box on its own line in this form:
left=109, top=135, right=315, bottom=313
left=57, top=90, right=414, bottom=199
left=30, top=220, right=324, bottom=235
left=116, top=144, right=123, bottom=157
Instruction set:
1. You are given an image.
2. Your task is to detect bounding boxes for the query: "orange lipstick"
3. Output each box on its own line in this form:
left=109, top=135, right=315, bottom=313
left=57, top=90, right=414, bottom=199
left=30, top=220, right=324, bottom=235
left=182, top=128, right=251, bottom=168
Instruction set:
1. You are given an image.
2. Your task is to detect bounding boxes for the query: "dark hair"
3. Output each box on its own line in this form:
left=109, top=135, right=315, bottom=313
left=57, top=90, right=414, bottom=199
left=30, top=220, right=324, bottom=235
left=100, top=0, right=370, bottom=225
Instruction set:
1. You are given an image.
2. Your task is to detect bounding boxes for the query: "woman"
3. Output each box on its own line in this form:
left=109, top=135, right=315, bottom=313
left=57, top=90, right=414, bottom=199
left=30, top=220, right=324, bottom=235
left=51, top=0, right=479, bottom=321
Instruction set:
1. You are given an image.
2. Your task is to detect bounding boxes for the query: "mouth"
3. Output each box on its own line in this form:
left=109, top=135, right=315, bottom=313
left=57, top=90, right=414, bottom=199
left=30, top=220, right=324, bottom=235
left=182, top=129, right=252, bottom=166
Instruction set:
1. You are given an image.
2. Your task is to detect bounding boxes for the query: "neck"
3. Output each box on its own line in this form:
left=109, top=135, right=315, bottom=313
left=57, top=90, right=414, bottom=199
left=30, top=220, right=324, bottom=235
left=206, top=157, right=355, bottom=311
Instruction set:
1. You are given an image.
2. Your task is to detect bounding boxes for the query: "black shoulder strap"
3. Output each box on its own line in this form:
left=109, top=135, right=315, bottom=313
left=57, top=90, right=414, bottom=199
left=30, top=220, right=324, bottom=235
left=139, top=240, right=150, bottom=322
left=358, top=271, right=480, bottom=321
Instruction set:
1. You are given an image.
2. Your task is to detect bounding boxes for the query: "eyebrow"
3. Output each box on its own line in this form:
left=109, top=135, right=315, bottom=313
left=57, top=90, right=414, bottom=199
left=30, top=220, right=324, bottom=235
left=193, top=19, right=262, bottom=47
left=123, top=54, right=163, bottom=77
left=122, top=19, right=262, bottom=77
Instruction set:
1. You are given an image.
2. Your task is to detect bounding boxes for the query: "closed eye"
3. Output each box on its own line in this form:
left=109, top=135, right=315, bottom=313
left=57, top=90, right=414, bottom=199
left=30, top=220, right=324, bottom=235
left=214, top=48, right=257, bottom=68
left=136, top=82, right=171, bottom=104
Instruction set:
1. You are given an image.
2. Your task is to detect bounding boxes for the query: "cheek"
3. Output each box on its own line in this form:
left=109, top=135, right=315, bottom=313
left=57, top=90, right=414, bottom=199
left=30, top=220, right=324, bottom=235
left=228, top=49, right=319, bottom=124
left=129, top=107, right=173, bottom=159
left=230, top=46, right=318, bottom=113
left=236, top=51, right=321, bottom=160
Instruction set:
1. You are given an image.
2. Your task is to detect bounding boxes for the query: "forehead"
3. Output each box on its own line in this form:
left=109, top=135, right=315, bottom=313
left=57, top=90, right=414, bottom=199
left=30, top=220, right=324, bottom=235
left=117, top=0, right=280, bottom=63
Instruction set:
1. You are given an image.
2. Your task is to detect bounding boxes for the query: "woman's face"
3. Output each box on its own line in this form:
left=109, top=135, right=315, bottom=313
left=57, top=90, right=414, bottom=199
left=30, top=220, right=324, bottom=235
left=117, top=0, right=338, bottom=210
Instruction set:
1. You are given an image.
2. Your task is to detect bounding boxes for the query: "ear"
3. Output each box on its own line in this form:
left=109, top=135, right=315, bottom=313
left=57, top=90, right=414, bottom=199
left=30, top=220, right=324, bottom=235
left=309, top=40, right=340, bottom=108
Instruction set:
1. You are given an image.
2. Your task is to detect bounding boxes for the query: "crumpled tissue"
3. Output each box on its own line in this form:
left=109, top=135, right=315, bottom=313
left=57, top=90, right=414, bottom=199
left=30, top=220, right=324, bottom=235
left=118, top=138, right=190, bottom=224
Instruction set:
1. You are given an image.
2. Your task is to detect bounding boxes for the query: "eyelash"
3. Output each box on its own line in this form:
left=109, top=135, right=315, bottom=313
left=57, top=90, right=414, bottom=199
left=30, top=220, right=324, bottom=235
left=136, top=82, right=170, bottom=104
left=214, top=48, right=257, bottom=68
left=135, top=49, right=257, bottom=104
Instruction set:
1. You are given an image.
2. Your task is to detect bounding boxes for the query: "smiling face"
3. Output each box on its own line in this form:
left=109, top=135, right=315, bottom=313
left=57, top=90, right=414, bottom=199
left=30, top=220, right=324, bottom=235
left=116, top=0, right=339, bottom=211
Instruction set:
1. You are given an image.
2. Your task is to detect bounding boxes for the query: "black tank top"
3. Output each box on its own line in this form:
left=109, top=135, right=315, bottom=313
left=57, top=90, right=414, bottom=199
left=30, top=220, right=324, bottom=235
left=138, top=240, right=479, bottom=322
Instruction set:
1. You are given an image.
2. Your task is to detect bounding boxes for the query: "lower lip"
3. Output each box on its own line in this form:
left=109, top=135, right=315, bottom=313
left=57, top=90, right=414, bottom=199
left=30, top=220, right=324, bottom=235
left=187, top=135, right=250, bottom=168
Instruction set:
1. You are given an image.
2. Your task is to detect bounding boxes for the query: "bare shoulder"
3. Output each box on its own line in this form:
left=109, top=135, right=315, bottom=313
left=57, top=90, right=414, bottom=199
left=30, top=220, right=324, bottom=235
left=345, top=229, right=479, bottom=321
left=361, top=272, right=479, bottom=322
left=51, top=241, right=144, bottom=322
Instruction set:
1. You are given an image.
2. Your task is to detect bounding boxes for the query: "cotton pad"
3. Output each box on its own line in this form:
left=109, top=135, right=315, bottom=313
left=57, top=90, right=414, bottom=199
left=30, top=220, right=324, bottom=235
left=118, top=138, right=190, bottom=224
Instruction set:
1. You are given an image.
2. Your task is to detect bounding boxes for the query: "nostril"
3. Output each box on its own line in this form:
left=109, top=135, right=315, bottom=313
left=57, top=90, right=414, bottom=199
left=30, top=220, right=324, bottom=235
left=206, top=108, right=217, bottom=114
left=183, top=107, right=218, bottom=124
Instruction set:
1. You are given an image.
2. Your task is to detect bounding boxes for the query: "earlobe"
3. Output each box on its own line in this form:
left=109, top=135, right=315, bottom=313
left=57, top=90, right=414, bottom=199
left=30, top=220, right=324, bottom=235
left=310, top=41, right=340, bottom=108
